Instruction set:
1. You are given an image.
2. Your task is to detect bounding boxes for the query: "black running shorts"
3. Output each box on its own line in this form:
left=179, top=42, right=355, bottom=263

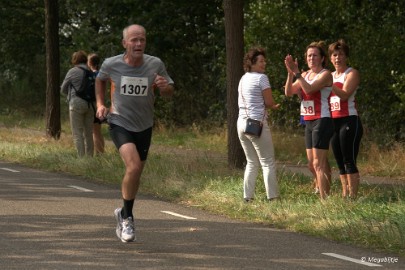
left=304, top=118, right=334, bottom=150
left=109, top=124, right=152, bottom=161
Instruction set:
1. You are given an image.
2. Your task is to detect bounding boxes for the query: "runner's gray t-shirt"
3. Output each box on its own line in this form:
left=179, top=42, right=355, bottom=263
left=98, top=53, right=174, bottom=132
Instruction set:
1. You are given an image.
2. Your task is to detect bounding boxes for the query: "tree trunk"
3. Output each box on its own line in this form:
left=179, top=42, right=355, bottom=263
left=44, top=0, right=61, bottom=139
left=223, top=0, right=245, bottom=169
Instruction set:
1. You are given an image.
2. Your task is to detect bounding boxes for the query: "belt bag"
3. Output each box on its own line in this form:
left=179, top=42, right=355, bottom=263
left=240, top=79, right=265, bottom=137
left=244, top=118, right=263, bottom=137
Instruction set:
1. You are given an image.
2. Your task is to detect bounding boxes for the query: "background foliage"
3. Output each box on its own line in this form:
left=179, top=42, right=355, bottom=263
left=0, top=0, right=404, bottom=144
left=244, top=0, right=405, bottom=143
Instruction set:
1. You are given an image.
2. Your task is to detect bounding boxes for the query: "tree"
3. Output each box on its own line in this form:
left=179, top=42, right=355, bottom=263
left=59, top=0, right=226, bottom=126
left=1, top=0, right=403, bottom=144
left=44, top=0, right=61, bottom=139
left=223, top=0, right=245, bottom=168
left=0, top=1, right=46, bottom=113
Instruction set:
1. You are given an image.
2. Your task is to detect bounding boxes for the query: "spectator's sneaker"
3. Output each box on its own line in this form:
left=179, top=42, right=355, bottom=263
left=114, top=208, right=123, bottom=240
left=121, top=217, right=136, bottom=242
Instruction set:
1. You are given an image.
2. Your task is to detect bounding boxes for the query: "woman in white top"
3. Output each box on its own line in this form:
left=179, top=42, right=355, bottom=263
left=284, top=41, right=333, bottom=200
left=237, top=47, right=280, bottom=202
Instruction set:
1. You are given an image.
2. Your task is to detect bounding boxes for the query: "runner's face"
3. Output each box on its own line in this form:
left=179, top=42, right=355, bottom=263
left=330, top=50, right=347, bottom=69
left=123, top=26, right=146, bottom=59
left=306, top=48, right=323, bottom=69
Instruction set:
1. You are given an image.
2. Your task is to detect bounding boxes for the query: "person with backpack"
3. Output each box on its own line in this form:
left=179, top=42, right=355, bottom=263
left=61, top=50, right=95, bottom=157
left=87, top=53, right=105, bottom=155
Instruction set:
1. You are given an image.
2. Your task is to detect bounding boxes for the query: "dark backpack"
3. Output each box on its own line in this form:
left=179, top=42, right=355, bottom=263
left=73, top=67, right=96, bottom=102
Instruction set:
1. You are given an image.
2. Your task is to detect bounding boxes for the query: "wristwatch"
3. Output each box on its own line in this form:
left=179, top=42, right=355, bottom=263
left=294, top=72, right=301, bottom=79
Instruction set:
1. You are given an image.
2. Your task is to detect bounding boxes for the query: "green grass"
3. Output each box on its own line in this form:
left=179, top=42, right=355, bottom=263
left=0, top=115, right=404, bottom=256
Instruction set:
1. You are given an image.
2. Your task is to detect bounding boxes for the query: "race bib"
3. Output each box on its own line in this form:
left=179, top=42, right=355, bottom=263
left=120, top=76, right=148, bottom=96
left=300, top=100, right=315, bottom=116
left=330, top=96, right=341, bottom=111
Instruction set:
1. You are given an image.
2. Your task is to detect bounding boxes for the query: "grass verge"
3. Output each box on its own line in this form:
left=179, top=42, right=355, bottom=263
left=0, top=119, right=404, bottom=256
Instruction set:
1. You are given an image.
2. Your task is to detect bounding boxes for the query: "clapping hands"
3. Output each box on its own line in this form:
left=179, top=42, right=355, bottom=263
left=284, top=55, right=299, bottom=75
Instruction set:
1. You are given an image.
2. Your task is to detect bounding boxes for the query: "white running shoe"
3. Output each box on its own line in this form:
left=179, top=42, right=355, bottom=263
left=121, top=217, right=136, bottom=242
left=114, top=207, right=123, bottom=240
left=114, top=207, right=136, bottom=242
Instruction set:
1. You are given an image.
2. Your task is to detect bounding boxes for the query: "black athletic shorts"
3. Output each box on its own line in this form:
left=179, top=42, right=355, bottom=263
left=304, top=118, right=334, bottom=150
left=109, top=124, right=152, bottom=161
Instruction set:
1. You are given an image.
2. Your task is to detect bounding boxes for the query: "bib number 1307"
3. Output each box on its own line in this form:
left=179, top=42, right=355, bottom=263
left=120, top=76, right=148, bottom=96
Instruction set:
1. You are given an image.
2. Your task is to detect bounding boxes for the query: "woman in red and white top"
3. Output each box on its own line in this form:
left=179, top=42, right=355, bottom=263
left=284, top=41, right=333, bottom=200
left=329, top=40, right=363, bottom=199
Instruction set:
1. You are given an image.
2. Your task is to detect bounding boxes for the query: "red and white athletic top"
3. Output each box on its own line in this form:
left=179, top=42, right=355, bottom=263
left=330, top=67, right=358, bottom=118
left=300, top=69, right=332, bottom=121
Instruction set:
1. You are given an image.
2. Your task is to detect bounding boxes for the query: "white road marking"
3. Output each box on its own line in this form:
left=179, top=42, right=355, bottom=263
left=68, top=185, right=94, bottom=192
left=161, top=211, right=197, bottom=220
left=322, top=253, right=382, bottom=267
left=0, top=167, right=20, bottom=173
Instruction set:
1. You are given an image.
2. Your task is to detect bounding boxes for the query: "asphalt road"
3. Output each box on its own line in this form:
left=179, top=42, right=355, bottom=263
left=0, top=161, right=403, bottom=270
